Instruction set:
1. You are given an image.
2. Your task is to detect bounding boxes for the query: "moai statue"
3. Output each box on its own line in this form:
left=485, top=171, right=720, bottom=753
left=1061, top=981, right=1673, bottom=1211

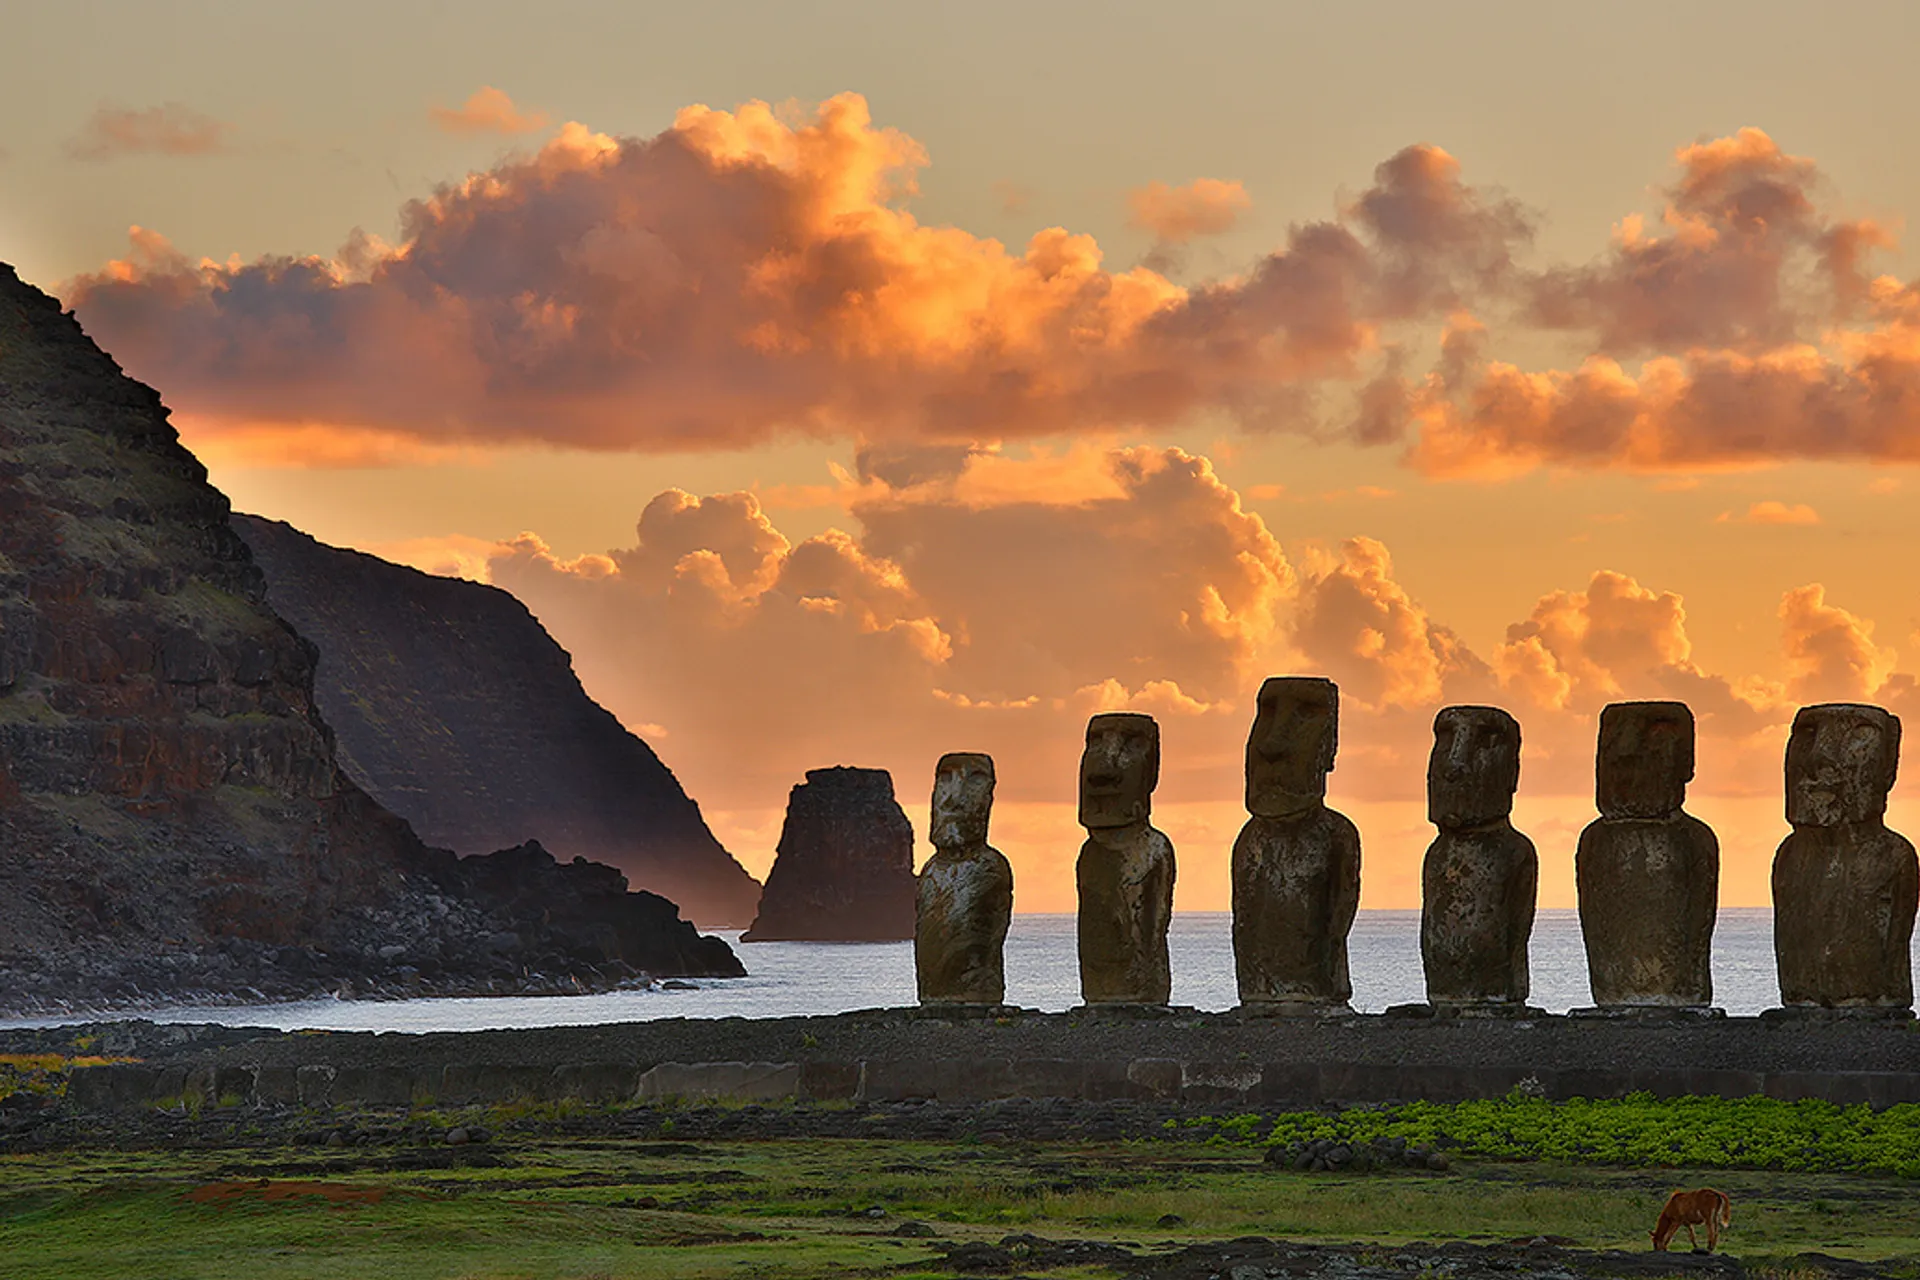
left=1576, top=702, right=1719, bottom=1010
left=1076, top=712, right=1176, bottom=1007
left=1420, top=705, right=1538, bottom=1009
left=1231, top=676, right=1362, bottom=1013
left=1773, top=704, right=1918, bottom=1011
left=915, top=752, right=1015, bottom=1007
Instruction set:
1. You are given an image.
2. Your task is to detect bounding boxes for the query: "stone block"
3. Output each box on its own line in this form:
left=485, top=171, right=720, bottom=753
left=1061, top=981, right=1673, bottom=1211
left=65, top=1065, right=154, bottom=1111
left=440, top=1063, right=548, bottom=1104
left=857, top=1058, right=1011, bottom=1102
left=295, top=1064, right=335, bottom=1107
left=1009, top=1059, right=1086, bottom=1099
left=637, top=1061, right=800, bottom=1103
left=797, top=1060, right=859, bottom=1101
left=550, top=1062, right=639, bottom=1102
left=1252, top=1062, right=1319, bottom=1104
left=1117, top=1058, right=1181, bottom=1101
left=149, top=1065, right=187, bottom=1104
left=1179, top=1062, right=1262, bottom=1105
left=253, top=1065, right=300, bottom=1107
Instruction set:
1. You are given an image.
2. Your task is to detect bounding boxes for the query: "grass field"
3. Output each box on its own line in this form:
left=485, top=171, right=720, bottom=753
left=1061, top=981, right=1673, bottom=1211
left=4, top=1123, right=1919, bottom=1279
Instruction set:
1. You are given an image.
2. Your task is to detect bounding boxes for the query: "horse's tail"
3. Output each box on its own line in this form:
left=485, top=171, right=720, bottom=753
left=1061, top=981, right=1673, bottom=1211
left=1717, top=1191, right=1732, bottom=1226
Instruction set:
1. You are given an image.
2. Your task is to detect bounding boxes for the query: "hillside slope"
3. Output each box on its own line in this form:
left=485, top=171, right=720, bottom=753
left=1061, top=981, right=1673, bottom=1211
left=233, top=516, right=762, bottom=926
left=0, top=264, right=740, bottom=1013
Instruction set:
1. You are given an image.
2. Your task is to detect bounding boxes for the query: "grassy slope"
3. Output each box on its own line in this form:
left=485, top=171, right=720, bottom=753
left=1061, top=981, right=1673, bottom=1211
left=3, top=1132, right=1918, bottom=1279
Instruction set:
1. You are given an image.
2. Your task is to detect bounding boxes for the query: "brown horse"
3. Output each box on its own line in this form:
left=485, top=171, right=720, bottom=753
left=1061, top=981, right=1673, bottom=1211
left=1650, top=1187, right=1732, bottom=1252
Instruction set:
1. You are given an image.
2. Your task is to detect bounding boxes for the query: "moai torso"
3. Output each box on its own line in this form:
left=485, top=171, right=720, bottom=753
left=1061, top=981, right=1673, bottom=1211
left=1420, top=705, right=1537, bottom=1007
left=1231, top=676, right=1361, bottom=1009
left=915, top=752, right=1014, bottom=1006
left=1576, top=701, right=1718, bottom=1008
left=1075, top=713, right=1175, bottom=1006
left=1773, top=704, right=1918, bottom=1009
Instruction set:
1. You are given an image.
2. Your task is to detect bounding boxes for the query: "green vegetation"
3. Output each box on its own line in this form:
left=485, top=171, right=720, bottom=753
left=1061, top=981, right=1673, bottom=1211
left=2, top=1120, right=1919, bottom=1278
left=1179, top=1092, right=1920, bottom=1178
left=0, top=1053, right=135, bottom=1104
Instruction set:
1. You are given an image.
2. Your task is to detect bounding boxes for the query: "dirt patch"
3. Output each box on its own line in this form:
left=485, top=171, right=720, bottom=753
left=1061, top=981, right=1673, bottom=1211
left=186, top=1178, right=392, bottom=1207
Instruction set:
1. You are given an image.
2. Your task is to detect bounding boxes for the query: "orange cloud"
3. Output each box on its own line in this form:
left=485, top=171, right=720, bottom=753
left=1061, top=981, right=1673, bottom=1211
left=1529, top=128, right=1887, bottom=351
left=1127, top=178, right=1252, bottom=243
left=67, top=103, right=231, bottom=160
left=332, top=447, right=1920, bottom=908
left=429, top=86, right=551, bottom=136
left=1291, top=537, right=1491, bottom=712
left=63, top=97, right=1530, bottom=457
left=1716, top=500, right=1819, bottom=525
left=1779, top=584, right=1897, bottom=703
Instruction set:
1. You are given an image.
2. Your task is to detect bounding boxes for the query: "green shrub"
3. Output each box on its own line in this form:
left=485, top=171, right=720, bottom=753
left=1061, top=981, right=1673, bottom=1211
left=1184, top=1093, right=1920, bottom=1178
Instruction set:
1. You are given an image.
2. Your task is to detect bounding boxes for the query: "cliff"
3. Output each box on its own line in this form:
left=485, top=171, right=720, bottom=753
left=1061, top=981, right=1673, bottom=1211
left=743, top=767, right=916, bottom=942
left=232, top=515, right=761, bottom=926
left=0, top=264, right=740, bottom=1013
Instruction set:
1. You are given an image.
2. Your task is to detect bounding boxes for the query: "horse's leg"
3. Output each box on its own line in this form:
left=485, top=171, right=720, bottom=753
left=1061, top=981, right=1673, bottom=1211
left=1685, top=1222, right=1699, bottom=1251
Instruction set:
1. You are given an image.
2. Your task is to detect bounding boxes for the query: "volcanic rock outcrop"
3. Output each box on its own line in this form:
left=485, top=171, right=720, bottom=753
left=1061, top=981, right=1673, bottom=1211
left=232, top=515, right=761, bottom=926
left=0, top=264, right=740, bottom=1012
left=743, top=767, right=915, bottom=942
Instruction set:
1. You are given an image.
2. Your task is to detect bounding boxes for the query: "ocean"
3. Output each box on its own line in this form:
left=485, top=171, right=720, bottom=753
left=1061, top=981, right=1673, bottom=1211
left=7, top=907, right=1888, bottom=1033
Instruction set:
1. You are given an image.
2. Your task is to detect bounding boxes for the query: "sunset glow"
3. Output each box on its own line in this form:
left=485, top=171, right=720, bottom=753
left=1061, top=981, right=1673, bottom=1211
left=12, top=3, right=1920, bottom=914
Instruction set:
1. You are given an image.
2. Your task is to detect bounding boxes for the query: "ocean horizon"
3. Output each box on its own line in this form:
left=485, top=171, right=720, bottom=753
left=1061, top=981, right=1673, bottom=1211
left=6, top=906, right=1886, bottom=1035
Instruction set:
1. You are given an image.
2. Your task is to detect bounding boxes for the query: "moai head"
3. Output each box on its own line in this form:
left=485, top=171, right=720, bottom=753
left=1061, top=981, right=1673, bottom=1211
left=1079, top=712, right=1160, bottom=830
left=1785, top=703, right=1901, bottom=827
left=1428, top=705, right=1522, bottom=829
left=1596, top=701, right=1694, bottom=818
left=931, top=752, right=995, bottom=849
left=1245, top=676, right=1338, bottom=818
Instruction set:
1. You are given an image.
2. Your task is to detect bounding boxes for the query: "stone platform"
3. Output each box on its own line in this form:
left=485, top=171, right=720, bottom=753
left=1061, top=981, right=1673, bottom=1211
left=13, top=1006, right=1919, bottom=1115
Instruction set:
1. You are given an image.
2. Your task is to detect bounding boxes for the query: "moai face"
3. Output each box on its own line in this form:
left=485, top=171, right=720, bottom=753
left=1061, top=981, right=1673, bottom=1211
left=1079, top=712, right=1160, bottom=830
left=1785, top=703, right=1901, bottom=827
left=1428, top=705, right=1522, bottom=828
left=1596, top=701, right=1694, bottom=819
left=931, top=752, right=995, bottom=849
left=1246, top=676, right=1338, bottom=818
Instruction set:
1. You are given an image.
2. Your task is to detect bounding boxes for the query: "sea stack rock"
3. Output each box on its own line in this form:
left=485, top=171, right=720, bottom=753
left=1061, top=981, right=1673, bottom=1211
left=743, top=767, right=916, bottom=941
left=1232, top=676, right=1361, bottom=1014
left=233, top=515, right=762, bottom=927
left=1773, top=703, right=1918, bottom=1011
left=1075, top=712, right=1176, bottom=1007
left=0, top=263, right=741, bottom=1012
left=915, top=752, right=1014, bottom=1006
left=1419, top=705, right=1538, bottom=1011
left=1576, top=701, right=1718, bottom=1009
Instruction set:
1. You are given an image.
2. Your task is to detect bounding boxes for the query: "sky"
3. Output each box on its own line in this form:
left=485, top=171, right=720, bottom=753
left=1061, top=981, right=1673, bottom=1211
left=9, top=1, right=1920, bottom=911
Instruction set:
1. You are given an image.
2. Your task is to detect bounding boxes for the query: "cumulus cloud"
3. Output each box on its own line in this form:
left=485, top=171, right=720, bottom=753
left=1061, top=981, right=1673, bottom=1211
left=482, top=447, right=1290, bottom=811
left=1291, top=537, right=1491, bottom=711
left=1127, top=178, right=1253, bottom=243
left=66, top=103, right=231, bottom=160
left=340, top=440, right=1920, bottom=905
left=429, top=87, right=551, bottom=136
left=1392, top=129, right=1920, bottom=476
left=63, top=96, right=1531, bottom=457
left=1717, top=500, right=1819, bottom=525
left=1528, top=128, right=1885, bottom=352
left=1779, top=584, right=1897, bottom=703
